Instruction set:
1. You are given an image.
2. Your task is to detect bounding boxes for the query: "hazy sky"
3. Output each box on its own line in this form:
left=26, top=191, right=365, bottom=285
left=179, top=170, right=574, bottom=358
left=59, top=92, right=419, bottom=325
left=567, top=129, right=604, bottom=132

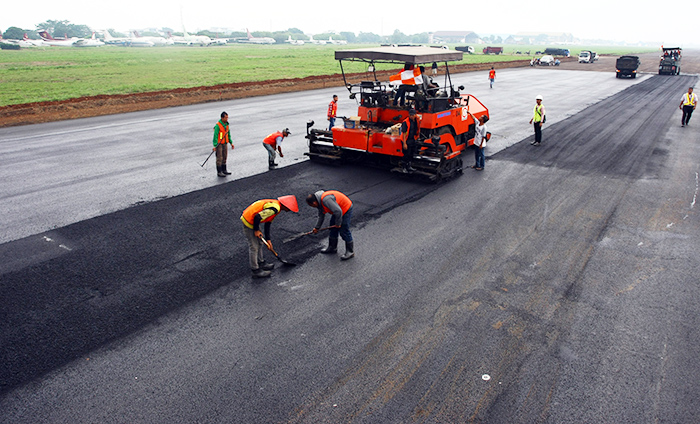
left=1, top=0, right=698, bottom=46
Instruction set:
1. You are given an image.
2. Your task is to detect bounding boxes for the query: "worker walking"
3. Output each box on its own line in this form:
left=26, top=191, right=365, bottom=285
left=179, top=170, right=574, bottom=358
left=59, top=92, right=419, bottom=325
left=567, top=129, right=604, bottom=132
left=529, top=95, right=546, bottom=146
left=680, top=86, right=697, bottom=127
left=240, top=195, right=299, bottom=278
left=305, top=190, right=354, bottom=260
left=328, top=95, right=338, bottom=130
left=400, top=109, right=420, bottom=172
left=488, top=67, right=496, bottom=88
left=468, top=109, right=489, bottom=171
left=263, top=128, right=291, bottom=170
left=213, top=112, right=234, bottom=177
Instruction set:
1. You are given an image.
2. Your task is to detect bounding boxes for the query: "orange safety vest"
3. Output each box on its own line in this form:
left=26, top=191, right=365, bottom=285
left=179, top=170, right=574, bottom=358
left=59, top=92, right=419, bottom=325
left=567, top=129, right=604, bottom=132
left=489, top=69, right=495, bottom=79
left=328, top=100, right=338, bottom=118
left=320, top=191, right=352, bottom=215
left=216, top=122, right=230, bottom=144
left=263, top=132, right=283, bottom=147
left=240, top=199, right=281, bottom=229
left=401, top=116, right=421, bottom=142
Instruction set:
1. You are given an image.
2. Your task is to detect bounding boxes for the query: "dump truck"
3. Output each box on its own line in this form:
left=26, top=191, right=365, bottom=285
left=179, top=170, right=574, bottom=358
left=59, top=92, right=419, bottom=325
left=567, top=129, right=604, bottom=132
left=305, top=46, right=489, bottom=182
left=578, top=50, right=597, bottom=63
left=658, top=47, right=681, bottom=75
left=482, top=46, right=503, bottom=55
left=616, top=55, right=640, bottom=78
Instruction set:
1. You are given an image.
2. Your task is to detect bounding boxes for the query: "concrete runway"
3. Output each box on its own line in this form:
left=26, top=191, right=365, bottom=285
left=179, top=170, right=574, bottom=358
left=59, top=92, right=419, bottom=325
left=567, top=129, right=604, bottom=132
left=1, top=66, right=699, bottom=423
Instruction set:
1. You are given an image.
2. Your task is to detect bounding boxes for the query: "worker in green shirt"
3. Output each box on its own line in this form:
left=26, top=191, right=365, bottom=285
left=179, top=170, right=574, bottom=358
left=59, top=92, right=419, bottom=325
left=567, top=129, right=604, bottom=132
left=213, top=111, right=234, bottom=177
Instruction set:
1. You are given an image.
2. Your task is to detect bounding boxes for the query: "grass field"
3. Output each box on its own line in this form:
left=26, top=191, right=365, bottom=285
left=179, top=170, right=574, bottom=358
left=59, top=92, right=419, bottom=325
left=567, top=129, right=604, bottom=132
left=0, top=44, right=656, bottom=106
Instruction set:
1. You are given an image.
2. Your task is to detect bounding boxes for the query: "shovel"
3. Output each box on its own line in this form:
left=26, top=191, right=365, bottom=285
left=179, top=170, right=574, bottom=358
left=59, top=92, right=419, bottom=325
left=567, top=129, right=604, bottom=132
left=260, top=236, right=296, bottom=267
left=282, top=226, right=333, bottom=243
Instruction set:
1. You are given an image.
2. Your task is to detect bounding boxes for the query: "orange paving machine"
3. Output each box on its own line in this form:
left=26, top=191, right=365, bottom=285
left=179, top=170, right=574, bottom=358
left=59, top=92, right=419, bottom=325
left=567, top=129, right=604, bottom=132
left=305, top=46, right=489, bottom=181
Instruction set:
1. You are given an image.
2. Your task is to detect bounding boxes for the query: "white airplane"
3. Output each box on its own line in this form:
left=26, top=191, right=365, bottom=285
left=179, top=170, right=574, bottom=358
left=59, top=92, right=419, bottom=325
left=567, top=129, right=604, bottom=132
left=308, top=35, right=326, bottom=45
left=73, top=32, right=105, bottom=47
left=168, top=29, right=212, bottom=46
left=0, top=32, right=44, bottom=47
left=239, top=28, right=275, bottom=44
left=101, top=29, right=129, bottom=46
left=37, top=30, right=83, bottom=47
left=328, top=36, right=347, bottom=45
left=132, top=30, right=172, bottom=46
left=285, top=35, right=304, bottom=45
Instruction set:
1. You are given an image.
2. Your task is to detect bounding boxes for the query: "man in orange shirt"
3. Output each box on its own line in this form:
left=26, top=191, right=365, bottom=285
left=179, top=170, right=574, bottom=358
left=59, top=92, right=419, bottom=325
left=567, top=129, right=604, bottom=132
left=488, top=67, right=496, bottom=88
left=262, top=128, right=291, bottom=170
left=306, top=190, right=355, bottom=260
left=327, top=95, right=338, bottom=130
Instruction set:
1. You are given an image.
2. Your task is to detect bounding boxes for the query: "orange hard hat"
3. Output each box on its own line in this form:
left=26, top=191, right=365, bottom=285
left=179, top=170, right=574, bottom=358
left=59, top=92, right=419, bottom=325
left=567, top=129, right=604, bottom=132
left=277, top=195, right=299, bottom=213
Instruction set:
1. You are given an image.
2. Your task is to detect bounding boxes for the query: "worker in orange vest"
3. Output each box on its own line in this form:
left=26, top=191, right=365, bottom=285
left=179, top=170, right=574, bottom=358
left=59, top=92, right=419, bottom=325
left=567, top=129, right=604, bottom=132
left=305, top=190, right=355, bottom=260
left=400, top=109, right=421, bottom=172
left=240, top=195, right=299, bottom=278
left=213, top=111, right=234, bottom=177
left=488, top=67, right=496, bottom=88
left=263, top=128, right=291, bottom=170
left=327, top=95, right=338, bottom=130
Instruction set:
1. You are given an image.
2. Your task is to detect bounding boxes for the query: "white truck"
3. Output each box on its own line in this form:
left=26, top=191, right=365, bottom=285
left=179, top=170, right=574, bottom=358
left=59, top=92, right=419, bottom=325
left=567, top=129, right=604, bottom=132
left=578, top=50, right=598, bottom=63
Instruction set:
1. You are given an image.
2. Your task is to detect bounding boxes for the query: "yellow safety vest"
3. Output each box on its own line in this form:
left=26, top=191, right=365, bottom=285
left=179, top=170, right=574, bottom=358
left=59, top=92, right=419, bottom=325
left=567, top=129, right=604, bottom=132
left=533, top=105, right=544, bottom=123
left=683, top=93, right=697, bottom=106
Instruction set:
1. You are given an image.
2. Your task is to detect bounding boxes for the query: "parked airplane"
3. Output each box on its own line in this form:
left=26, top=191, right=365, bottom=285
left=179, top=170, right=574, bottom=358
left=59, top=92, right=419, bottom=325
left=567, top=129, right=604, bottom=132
left=328, top=36, right=347, bottom=45
left=37, top=30, right=83, bottom=47
left=308, top=35, right=326, bottom=45
left=0, top=32, right=44, bottom=47
left=168, top=29, right=212, bottom=46
left=285, top=35, right=304, bottom=45
left=73, top=32, right=105, bottom=47
left=102, top=30, right=154, bottom=47
left=239, top=29, right=275, bottom=44
left=132, top=30, right=173, bottom=46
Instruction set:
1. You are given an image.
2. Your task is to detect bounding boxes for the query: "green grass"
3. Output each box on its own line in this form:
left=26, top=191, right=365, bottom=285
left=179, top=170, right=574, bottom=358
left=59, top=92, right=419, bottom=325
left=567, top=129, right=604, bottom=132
left=0, top=44, right=657, bottom=106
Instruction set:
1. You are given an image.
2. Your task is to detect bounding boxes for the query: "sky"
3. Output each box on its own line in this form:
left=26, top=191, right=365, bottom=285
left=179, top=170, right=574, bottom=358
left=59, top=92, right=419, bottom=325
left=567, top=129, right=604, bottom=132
left=1, top=0, right=698, bottom=47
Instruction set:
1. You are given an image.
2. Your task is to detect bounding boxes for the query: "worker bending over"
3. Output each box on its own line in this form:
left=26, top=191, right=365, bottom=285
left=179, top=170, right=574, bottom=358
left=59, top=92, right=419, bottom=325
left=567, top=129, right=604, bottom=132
left=263, top=128, right=291, bottom=170
left=306, top=190, right=355, bottom=260
left=241, top=195, right=299, bottom=278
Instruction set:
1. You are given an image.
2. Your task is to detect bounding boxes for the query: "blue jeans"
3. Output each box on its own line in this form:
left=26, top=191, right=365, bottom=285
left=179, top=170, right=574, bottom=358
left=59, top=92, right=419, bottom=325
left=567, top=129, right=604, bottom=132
left=328, top=117, right=336, bottom=130
left=474, top=145, right=484, bottom=168
left=329, top=206, right=353, bottom=242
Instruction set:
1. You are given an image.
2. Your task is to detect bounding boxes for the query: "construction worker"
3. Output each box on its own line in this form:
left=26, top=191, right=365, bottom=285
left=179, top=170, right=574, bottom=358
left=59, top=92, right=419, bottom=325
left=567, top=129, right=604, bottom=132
left=529, top=95, right=546, bottom=146
left=263, top=128, right=290, bottom=170
left=327, top=95, right=338, bottom=130
left=240, top=195, right=299, bottom=278
left=305, top=190, right=354, bottom=260
left=400, top=109, right=420, bottom=172
left=488, top=67, right=496, bottom=88
left=468, top=109, right=489, bottom=171
left=680, top=86, right=697, bottom=127
left=213, top=111, right=234, bottom=177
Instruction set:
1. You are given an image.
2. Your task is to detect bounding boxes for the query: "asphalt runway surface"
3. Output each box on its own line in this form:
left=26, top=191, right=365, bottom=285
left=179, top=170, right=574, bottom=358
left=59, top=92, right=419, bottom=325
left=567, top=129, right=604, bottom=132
left=1, top=63, right=699, bottom=423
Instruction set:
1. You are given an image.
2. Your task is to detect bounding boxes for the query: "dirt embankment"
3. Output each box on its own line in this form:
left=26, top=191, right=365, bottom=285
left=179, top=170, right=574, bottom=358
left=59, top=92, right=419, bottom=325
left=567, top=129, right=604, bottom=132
left=0, top=59, right=534, bottom=128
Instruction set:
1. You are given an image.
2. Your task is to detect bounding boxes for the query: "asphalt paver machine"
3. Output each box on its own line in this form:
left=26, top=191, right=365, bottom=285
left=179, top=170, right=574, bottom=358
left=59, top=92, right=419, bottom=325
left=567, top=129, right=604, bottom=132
left=305, top=46, right=489, bottom=181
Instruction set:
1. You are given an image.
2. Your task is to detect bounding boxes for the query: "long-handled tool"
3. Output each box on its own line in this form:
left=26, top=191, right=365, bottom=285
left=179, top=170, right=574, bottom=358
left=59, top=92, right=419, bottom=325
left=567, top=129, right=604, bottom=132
left=260, top=236, right=296, bottom=267
left=200, top=149, right=215, bottom=167
left=282, top=226, right=333, bottom=243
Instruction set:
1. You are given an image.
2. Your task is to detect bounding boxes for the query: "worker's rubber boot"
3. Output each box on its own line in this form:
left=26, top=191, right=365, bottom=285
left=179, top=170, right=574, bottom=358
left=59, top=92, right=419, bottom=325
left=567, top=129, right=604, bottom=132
left=340, top=241, right=354, bottom=261
left=268, top=160, right=277, bottom=170
left=251, top=268, right=271, bottom=278
left=259, top=260, right=275, bottom=271
left=321, top=237, right=338, bottom=254
left=222, top=164, right=231, bottom=175
left=217, top=165, right=226, bottom=177
left=405, top=162, right=416, bottom=173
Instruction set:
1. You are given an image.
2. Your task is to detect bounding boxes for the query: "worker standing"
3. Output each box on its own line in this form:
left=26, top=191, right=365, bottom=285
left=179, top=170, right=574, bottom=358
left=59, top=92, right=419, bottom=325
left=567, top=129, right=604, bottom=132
left=213, top=112, right=234, bottom=177
left=263, top=128, right=291, bottom=170
left=327, top=95, right=338, bottom=131
left=680, top=86, right=697, bottom=127
left=468, top=109, right=489, bottom=171
left=240, top=195, right=299, bottom=278
left=400, top=109, right=421, bottom=172
left=305, top=190, right=354, bottom=260
left=488, top=67, right=496, bottom=88
left=529, top=95, right=546, bottom=146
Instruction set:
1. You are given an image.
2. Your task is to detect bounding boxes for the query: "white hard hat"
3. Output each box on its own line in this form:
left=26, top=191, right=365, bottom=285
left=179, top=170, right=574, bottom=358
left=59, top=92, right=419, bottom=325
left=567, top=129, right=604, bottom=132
left=535, top=95, right=543, bottom=100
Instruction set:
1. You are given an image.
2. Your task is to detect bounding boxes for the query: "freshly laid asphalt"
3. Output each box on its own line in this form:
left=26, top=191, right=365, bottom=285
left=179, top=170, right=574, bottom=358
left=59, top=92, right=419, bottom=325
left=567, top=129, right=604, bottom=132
left=1, top=64, right=699, bottom=423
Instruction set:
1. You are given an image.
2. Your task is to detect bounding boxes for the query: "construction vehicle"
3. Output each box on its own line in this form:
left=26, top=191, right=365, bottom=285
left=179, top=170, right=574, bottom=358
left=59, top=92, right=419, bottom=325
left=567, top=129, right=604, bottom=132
left=304, top=46, right=489, bottom=182
left=658, top=47, right=681, bottom=75
left=616, top=55, right=640, bottom=78
left=578, top=50, right=597, bottom=63
left=482, top=46, right=503, bottom=55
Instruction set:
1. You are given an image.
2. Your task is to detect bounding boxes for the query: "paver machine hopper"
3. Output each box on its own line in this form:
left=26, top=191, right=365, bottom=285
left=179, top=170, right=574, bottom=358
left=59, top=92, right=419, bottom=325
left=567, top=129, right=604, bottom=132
left=305, top=46, right=489, bottom=181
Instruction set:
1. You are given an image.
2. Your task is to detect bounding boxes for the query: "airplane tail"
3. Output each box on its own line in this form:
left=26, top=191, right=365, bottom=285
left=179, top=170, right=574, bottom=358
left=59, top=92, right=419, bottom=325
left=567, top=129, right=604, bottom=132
left=103, top=30, right=114, bottom=40
left=38, top=30, right=54, bottom=41
left=247, top=28, right=253, bottom=39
